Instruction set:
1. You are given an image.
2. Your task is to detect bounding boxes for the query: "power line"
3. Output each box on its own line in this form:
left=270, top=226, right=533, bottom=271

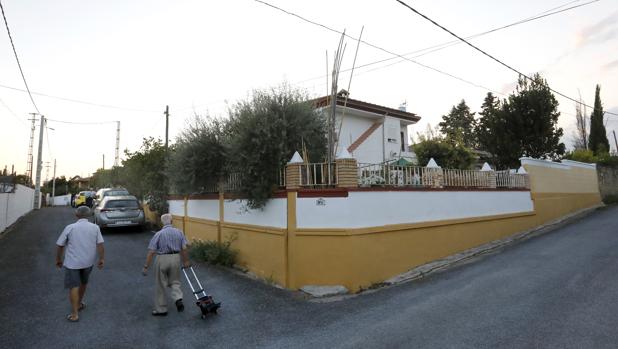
left=253, top=0, right=502, bottom=96
left=394, top=0, right=618, bottom=117
left=0, top=95, right=27, bottom=126
left=293, top=0, right=600, bottom=86
left=0, top=0, right=40, bottom=114
left=0, top=82, right=159, bottom=113
left=46, top=118, right=118, bottom=125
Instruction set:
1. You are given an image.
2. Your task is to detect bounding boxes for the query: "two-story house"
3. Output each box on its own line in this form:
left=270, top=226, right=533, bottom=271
left=313, top=92, right=421, bottom=165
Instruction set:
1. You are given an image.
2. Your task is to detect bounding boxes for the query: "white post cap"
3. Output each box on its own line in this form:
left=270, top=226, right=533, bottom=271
left=336, top=147, right=354, bottom=159
left=426, top=158, right=441, bottom=168
left=517, top=166, right=527, bottom=174
left=288, top=151, right=304, bottom=164
left=480, top=162, right=493, bottom=171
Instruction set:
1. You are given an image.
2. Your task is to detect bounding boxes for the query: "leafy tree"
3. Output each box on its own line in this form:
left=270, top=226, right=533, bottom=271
left=588, top=84, right=609, bottom=155
left=412, top=138, right=474, bottom=169
left=42, top=176, right=72, bottom=196
left=167, top=117, right=228, bottom=195
left=475, top=74, right=565, bottom=168
left=563, top=149, right=618, bottom=166
left=439, top=99, right=477, bottom=148
left=227, top=84, right=327, bottom=209
left=91, top=167, right=124, bottom=189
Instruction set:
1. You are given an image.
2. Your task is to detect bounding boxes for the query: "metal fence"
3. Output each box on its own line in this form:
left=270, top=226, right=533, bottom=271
left=496, top=170, right=529, bottom=189
left=298, top=162, right=337, bottom=187
left=358, top=163, right=437, bottom=187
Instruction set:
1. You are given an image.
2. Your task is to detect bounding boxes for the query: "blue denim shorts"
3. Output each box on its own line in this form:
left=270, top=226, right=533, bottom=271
left=64, top=266, right=93, bottom=289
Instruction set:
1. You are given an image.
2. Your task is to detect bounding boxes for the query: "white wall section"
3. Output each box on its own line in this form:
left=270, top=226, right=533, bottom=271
left=296, top=191, right=534, bottom=229
left=187, top=199, right=219, bottom=221
left=224, top=198, right=287, bottom=228
left=0, top=185, right=35, bottom=233
left=168, top=200, right=184, bottom=216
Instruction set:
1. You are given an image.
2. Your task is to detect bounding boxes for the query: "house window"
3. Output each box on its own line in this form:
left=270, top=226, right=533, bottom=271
left=400, top=131, right=405, bottom=152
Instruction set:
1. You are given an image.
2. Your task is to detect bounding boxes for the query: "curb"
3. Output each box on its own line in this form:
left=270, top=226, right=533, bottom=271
left=310, top=204, right=604, bottom=303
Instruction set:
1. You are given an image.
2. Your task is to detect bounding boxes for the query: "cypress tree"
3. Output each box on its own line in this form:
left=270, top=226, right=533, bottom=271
left=588, top=84, right=609, bottom=155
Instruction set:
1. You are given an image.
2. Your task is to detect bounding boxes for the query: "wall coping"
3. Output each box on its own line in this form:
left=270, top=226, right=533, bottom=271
left=520, top=157, right=596, bottom=170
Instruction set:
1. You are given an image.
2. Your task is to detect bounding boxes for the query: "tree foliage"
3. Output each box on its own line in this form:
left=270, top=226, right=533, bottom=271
left=439, top=99, right=477, bottom=148
left=122, top=137, right=169, bottom=213
left=167, top=118, right=228, bottom=195
left=588, top=84, right=609, bottom=155
left=412, top=138, right=474, bottom=170
left=475, top=74, right=565, bottom=168
left=227, top=85, right=327, bottom=208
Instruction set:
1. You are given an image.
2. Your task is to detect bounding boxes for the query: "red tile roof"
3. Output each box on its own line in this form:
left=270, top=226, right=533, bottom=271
left=312, top=95, right=421, bottom=123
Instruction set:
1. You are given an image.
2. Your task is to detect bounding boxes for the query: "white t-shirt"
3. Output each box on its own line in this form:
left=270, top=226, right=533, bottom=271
left=56, top=219, right=104, bottom=269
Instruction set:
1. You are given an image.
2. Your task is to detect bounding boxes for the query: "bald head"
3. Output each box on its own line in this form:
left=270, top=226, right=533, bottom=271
left=75, top=206, right=91, bottom=218
left=161, top=213, right=173, bottom=225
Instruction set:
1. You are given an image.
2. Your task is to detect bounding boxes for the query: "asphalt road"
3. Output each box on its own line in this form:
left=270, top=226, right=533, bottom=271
left=1, top=205, right=617, bottom=348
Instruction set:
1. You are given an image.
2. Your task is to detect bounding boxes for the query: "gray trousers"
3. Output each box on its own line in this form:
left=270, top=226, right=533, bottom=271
left=154, top=254, right=183, bottom=312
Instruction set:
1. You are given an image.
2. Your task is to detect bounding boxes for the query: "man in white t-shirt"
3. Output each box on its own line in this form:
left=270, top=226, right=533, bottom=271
left=56, top=206, right=105, bottom=322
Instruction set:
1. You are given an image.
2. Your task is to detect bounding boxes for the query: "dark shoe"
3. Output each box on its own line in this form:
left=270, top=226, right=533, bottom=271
left=151, top=311, right=167, bottom=316
left=175, top=299, right=184, bottom=312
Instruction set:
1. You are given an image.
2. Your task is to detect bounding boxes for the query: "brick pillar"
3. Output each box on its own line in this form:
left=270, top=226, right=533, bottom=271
left=487, top=171, right=497, bottom=188
left=336, top=158, right=358, bottom=188
left=286, top=163, right=301, bottom=189
left=430, top=168, right=443, bottom=188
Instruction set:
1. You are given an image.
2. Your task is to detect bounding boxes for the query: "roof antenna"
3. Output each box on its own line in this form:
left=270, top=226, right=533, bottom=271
left=334, top=26, right=364, bottom=156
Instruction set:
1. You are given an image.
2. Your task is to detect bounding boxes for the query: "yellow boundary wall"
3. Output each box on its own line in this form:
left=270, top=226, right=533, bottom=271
left=173, top=160, right=602, bottom=291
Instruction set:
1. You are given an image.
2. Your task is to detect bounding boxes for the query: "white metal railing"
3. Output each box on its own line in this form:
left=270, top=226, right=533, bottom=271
left=299, top=162, right=337, bottom=187
left=358, top=162, right=530, bottom=189
left=442, top=168, right=494, bottom=188
left=496, top=170, right=529, bottom=189
left=358, top=163, right=438, bottom=187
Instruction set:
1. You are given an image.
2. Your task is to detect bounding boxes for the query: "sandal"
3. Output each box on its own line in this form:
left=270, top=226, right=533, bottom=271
left=151, top=311, right=167, bottom=316
left=66, top=314, right=79, bottom=322
left=78, top=302, right=86, bottom=312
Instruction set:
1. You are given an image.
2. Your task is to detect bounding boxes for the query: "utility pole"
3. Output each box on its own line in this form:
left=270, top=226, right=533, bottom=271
left=51, top=159, right=56, bottom=206
left=102, top=154, right=105, bottom=170
left=613, top=130, right=618, bottom=155
left=26, top=113, right=37, bottom=183
left=33, top=115, right=45, bottom=209
left=114, top=121, right=120, bottom=167
left=164, top=105, right=169, bottom=150
left=44, top=161, right=50, bottom=182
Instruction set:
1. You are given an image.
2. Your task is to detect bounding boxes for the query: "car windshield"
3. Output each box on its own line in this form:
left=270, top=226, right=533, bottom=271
left=105, top=200, right=139, bottom=209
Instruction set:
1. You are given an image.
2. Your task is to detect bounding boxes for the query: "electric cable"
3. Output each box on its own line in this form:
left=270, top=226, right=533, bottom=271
left=394, top=0, right=618, bottom=117
left=0, top=82, right=159, bottom=113
left=293, top=0, right=600, bottom=87
left=0, top=0, right=40, bottom=114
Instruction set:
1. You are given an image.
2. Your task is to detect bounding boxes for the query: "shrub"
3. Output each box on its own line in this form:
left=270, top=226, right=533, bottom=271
left=167, top=117, right=229, bottom=195
left=227, top=84, right=327, bottom=209
left=189, top=235, right=238, bottom=267
left=413, top=138, right=474, bottom=169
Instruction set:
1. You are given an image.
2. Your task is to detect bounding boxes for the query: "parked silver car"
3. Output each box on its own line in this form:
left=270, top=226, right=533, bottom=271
left=93, top=195, right=145, bottom=229
left=94, top=188, right=130, bottom=207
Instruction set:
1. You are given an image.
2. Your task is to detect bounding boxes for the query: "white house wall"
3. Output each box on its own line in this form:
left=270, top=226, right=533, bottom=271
left=296, top=191, right=534, bottom=229
left=383, top=116, right=405, bottom=160
left=223, top=198, right=287, bottom=228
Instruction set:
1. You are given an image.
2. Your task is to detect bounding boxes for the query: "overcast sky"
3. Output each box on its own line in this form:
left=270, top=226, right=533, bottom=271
left=0, top=0, right=617, bottom=179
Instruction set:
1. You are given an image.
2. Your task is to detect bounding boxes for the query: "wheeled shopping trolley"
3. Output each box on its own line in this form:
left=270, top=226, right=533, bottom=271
left=181, top=266, right=221, bottom=319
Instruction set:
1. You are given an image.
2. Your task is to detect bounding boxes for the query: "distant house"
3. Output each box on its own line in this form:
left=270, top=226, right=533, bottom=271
left=70, top=175, right=91, bottom=190
left=313, top=92, right=421, bottom=165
